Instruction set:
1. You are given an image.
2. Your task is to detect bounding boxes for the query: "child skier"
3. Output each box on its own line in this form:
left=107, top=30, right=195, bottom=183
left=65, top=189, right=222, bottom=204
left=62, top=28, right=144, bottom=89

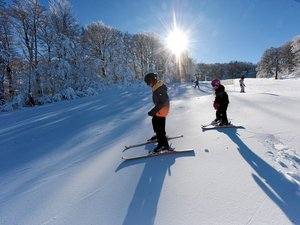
left=144, top=73, right=170, bottom=152
left=239, top=76, right=246, bottom=93
left=211, top=79, right=229, bottom=126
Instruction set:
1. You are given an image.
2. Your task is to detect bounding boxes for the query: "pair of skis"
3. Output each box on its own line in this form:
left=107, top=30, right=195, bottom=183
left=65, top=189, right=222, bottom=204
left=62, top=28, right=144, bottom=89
left=122, top=122, right=244, bottom=160
left=201, top=122, right=244, bottom=131
left=122, top=135, right=194, bottom=160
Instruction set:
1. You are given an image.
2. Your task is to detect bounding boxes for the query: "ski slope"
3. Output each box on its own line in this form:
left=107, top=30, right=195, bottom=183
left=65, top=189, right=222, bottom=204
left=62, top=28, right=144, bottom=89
left=0, top=78, right=299, bottom=225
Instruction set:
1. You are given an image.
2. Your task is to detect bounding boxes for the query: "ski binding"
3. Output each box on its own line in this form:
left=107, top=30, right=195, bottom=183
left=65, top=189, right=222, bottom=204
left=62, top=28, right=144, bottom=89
left=123, top=134, right=184, bottom=151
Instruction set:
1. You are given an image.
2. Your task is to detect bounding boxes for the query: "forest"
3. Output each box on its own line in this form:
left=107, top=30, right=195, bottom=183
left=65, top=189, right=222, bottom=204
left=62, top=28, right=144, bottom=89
left=0, top=0, right=299, bottom=110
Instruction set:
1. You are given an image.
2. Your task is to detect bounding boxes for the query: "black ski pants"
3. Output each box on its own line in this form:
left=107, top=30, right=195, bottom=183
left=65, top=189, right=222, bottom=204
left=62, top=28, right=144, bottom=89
left=216, top=104, right=229, bottom=124
left=152, top=115, right=169, bottom=147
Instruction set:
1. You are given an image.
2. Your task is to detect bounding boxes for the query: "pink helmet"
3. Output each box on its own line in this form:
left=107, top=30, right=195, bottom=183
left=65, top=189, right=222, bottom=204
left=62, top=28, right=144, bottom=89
left=211, top=79, right=220, bottom=90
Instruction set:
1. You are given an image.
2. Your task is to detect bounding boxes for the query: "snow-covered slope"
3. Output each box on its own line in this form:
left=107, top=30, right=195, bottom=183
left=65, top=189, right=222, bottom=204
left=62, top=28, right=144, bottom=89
left=0, top=78, right=299, bottom=225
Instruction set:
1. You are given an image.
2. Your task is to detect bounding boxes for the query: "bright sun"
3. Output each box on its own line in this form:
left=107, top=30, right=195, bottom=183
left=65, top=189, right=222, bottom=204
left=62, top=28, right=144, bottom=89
left=166, top=27, right=188, bottom=57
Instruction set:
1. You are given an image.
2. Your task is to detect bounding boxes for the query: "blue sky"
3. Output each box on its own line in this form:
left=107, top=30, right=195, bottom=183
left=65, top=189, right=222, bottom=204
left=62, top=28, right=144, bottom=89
left=27, top=0, right=300, bottom=63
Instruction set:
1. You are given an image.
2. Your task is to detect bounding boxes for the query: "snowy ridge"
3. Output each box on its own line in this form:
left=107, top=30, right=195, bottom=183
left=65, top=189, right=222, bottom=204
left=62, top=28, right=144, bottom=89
left=0, top=78, right=299, bottom=225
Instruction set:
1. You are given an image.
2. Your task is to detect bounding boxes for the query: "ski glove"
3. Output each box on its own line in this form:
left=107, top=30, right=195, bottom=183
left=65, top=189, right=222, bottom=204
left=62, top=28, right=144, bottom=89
left=213, top=102, right=220, bottom=110
left=148, top=111, right=155, bottom=117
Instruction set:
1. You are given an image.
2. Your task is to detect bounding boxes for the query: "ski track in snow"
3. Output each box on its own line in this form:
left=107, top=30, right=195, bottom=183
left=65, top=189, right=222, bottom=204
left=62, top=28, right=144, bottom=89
left=259, top=134, right=300, bottom=185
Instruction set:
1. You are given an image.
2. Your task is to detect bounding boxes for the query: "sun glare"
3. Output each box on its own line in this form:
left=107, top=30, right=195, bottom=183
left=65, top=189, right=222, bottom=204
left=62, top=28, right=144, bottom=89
left=166, top=27, right=188, bottom=57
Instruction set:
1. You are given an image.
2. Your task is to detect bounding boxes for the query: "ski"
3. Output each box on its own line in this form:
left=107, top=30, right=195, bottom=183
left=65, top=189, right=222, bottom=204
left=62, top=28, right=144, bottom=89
left=201, top=123, right=214, bottom=128
left=201, top=120, right=233, bottom=128
left=122, top=149, right=194, bottom=161
left=202, top=124, right=244, bottom=131
left=202, top=119, right=234, bottom=128
left=123, top=135, right=184, bottom=151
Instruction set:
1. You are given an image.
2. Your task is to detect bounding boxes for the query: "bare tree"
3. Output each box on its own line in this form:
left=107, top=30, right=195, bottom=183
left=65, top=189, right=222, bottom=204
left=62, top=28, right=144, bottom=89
left=257, top=36, right=300, bottom=79
left=131, top=32, right=166, bottom=79
left=10, top=0, right=46, bottom=100
left=257, top=47, right=281, bottom=79
left=81, top=21, right=123, bottom=83
left=291, top=36, right=300, bottom=70
left=280, top=41, right=296, bottom=74
left=122, top=32, right=136, bottom=75
left=0, top=0, right=14, bottom=103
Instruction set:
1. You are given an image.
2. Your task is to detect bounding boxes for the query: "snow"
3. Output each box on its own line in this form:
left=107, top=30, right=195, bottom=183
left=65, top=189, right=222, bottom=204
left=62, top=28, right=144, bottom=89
left=0, top=78, right=300, bottom=225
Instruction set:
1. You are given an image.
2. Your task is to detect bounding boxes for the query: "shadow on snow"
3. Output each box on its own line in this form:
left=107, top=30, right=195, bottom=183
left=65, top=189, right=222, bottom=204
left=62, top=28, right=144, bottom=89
left=0, top=88, right=149, bottom=205
left=116, top=151, right=195, bottom=225
left=219, top=128, right=300, bottom=224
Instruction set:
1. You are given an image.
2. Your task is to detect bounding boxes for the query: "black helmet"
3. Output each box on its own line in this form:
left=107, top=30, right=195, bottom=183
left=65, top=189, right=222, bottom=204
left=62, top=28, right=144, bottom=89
left=144, top=73, right=157, bottom=85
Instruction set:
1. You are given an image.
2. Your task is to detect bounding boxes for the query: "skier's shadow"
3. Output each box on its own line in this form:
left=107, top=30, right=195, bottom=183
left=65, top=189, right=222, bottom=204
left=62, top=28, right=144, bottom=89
left=116, top=148, right=195, bottom=225
left=218, top=128, right=300, bottom=224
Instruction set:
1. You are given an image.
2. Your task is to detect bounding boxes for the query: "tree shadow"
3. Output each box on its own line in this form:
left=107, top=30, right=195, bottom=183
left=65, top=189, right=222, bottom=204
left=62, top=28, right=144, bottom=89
left=116, top=151, right=195, bottom=225
left=0, top=88, right=150, bottom=205
left=219, top=128, right=300, bottom=224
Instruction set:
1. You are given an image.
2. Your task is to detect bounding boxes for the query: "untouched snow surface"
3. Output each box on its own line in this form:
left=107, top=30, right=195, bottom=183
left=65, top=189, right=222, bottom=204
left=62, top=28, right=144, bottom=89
left=0, top=78, right=300, bottom=225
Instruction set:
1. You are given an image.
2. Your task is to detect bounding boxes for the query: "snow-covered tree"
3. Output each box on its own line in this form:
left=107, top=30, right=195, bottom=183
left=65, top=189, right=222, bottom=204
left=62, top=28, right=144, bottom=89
left=48, top=0, right=81, bottom=93
left=122, top=32, right=136, bottom=74
left=280, top=41, right=296, bottom=75
left=257, top=35, right=300, bottom=79
left=10, top=0, right=46, bottom=98
left=291, top=36, right=300, bottom=73
left=81, top=21, right=122, bottom=84
left=131, top=32, right=168, bottom=79
left=0, top=0, right=14, bottom=104
left=1, top=0, right=199, bottom=111
left=257, top=47, right=281, bottom=79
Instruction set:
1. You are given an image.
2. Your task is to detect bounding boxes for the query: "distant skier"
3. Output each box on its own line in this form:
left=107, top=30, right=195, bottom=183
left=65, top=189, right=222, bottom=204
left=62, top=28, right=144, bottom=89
left=194, top=77, right=200, bottom=89
left=144, top=73, right=170, bottom=152
left=211, top=79, right=229, bottom=126
left=239, top=76, right=246, bottom=93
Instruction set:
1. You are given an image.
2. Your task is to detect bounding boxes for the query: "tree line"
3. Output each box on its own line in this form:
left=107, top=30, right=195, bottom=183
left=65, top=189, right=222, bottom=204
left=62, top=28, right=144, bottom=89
left=3, top=0, right=297, bottom=110
left=256, top=36, right=300, bottom=79
left=0, top=0, right=196, bottom=109
left=195, top=35, right=300, bottom=81
left=195, top=61, right=256, bottom=81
